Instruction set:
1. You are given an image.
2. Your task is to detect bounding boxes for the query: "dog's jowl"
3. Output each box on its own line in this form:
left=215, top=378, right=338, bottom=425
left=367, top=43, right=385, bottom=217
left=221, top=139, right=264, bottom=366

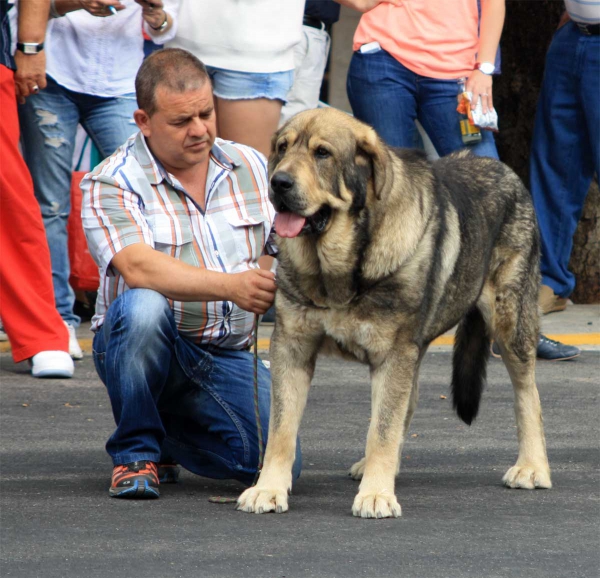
left=237, top=108, right=551, bottom=519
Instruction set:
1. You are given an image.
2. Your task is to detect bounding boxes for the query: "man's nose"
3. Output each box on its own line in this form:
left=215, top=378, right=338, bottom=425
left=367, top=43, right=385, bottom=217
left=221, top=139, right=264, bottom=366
left=189, top=118, right=208, bottom=137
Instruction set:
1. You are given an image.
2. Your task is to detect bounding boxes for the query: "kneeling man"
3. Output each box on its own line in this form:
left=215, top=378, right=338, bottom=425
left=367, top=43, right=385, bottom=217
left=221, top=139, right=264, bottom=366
left=81, top=48, right=300, bottom=498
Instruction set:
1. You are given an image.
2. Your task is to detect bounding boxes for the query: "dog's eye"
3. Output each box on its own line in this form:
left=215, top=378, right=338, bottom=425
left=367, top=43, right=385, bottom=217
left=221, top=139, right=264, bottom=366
left=315, top=146, right=330, bottom=159
left=278, top=141, right=288, bottom=154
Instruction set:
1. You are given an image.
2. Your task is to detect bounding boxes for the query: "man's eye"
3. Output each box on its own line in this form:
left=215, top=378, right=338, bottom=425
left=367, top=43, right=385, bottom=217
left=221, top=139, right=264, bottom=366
left=315, top=146, right=330, bottom=159
left=278, top=142, right=288, bottom=154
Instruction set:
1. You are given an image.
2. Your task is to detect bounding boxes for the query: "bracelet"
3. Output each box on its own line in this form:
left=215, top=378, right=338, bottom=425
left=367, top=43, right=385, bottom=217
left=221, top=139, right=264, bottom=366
left=149, top=11, right=168, bottom=32
left=49, top=0, right=63, bottom=18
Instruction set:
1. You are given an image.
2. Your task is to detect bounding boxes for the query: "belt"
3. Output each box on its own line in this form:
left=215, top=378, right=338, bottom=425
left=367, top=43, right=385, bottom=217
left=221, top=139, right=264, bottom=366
left=575, top=21, right=600, bottom=35
left=303, top=14, right=325, bottom=30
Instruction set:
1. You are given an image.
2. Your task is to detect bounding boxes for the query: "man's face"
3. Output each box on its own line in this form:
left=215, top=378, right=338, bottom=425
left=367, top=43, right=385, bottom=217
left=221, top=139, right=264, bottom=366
left=135, top=81, right=217, bottom=172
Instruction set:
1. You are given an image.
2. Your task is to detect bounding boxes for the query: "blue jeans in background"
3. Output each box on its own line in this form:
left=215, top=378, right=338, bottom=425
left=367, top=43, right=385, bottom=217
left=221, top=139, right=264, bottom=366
left=347, top=49, right=498, bottom=159
left=529, top=22, right=600, bottom=298
left=92, top=288, right=302, bottom=486
left=18, top=76, right=138, bottom=327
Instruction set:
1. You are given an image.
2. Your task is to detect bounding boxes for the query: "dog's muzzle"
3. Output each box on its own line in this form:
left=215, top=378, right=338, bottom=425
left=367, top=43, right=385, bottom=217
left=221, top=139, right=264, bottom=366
left=270, top=172, right=331, bottom=238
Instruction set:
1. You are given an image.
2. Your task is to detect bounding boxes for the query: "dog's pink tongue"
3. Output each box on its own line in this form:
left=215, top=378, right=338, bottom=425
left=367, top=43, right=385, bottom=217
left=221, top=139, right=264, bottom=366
left=275, top=212, right=306, bottom=238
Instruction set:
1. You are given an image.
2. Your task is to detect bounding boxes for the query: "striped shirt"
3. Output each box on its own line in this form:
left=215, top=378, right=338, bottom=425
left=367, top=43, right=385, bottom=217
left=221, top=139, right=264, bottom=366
left=81, top=131, right=276, bottom=350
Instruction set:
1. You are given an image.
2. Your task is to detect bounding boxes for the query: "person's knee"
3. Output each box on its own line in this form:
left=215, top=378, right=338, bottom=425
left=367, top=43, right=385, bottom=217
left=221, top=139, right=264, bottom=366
left=109, top=288, right=173, bottom=337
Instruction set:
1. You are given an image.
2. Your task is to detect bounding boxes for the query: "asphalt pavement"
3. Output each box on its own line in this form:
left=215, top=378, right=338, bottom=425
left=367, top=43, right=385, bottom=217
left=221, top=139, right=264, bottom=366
left=1, top=306, right=599, bottom=578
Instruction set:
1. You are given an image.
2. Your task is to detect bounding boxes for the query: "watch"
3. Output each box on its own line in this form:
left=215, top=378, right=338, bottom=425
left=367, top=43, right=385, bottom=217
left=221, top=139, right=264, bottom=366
left=149, top=12, right=168, bottom=32
left=475, top=62, right=495, bottom=75
left=16, top=42, right=44, bottom=55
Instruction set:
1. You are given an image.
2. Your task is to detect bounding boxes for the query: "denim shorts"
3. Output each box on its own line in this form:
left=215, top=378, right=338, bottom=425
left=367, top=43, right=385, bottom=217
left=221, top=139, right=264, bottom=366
left=205, top=65, right=294, bottom=102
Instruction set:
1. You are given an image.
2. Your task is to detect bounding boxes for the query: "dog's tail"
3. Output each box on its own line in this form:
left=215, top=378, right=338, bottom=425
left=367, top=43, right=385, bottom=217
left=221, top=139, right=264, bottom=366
left=451, top=307, right=490, bottom=425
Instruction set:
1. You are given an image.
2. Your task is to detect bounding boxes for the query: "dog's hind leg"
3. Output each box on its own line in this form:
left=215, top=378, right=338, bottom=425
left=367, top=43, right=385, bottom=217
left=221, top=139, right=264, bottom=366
left=351, top=343, right=422, bottom=518
left=237, top=325, right=321, bottom=514
left=490, top=270, right=552, bottom=490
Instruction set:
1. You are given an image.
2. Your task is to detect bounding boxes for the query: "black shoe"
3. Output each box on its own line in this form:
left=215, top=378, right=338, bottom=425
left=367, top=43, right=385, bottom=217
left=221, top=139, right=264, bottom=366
left=490, top=341, right=502, bottom=359
left=157, top=463, right=180, bottom=484
left=536, top=334, right=581, bottom=361
left=490, top=336, right=580, bottom=362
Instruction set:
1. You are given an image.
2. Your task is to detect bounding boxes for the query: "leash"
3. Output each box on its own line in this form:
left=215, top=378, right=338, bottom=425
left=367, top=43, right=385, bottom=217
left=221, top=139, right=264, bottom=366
left=208, top=314, right=264, bottom=504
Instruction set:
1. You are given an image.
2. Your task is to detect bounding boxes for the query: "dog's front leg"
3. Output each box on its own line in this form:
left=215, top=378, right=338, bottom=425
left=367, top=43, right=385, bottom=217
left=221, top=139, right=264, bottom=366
left=237, top=327, right=320, bottom=514
left=352, top=347, right=420, bottom=519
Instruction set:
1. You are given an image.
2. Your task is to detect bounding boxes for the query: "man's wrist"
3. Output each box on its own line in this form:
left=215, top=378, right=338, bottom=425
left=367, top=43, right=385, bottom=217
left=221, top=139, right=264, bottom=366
left=148, top=11, right=168, bottom=31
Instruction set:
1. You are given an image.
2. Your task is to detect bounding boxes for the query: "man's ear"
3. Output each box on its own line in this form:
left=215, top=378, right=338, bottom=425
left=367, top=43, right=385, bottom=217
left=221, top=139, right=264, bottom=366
left=134, top=109, right=151, bottom=137
left=357, top=126, right=392, bottom=200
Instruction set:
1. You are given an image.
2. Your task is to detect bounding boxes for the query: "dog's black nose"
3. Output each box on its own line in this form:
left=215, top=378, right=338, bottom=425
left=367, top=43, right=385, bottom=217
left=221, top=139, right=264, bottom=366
left=271, top=172, right=295, bottom=194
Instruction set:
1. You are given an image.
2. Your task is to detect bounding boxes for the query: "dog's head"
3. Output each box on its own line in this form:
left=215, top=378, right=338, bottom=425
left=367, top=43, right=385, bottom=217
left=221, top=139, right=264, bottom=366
left=269, top=108, right=392, bottom=239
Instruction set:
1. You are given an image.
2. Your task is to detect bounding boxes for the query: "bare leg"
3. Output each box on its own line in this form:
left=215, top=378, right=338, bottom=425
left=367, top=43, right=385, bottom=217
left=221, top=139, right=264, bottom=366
left=215, top=97, right=282, bottom=157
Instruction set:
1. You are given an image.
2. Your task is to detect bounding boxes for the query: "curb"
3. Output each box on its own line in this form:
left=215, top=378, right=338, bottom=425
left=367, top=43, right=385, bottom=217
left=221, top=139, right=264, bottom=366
left=2, top=333, right=599, bottom=355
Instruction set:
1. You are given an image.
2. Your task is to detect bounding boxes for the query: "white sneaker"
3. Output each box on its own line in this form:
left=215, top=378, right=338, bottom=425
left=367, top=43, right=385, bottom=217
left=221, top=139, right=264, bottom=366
left=64, top=321, right=83, bottom=359
left=31, top=351, right=74, bottom=378
left=0, top=322, right=8, bottom=342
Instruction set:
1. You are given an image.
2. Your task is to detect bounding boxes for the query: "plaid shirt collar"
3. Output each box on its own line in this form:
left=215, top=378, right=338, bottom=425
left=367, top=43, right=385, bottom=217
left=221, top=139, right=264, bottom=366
left=132, top=131, right=241, bottom=187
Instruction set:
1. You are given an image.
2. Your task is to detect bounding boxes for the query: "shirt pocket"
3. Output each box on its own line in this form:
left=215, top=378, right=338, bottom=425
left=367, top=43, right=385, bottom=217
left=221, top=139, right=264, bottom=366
left=226, top=215, right=267, bottom=266
left=152, top=216, right=196, bottom=263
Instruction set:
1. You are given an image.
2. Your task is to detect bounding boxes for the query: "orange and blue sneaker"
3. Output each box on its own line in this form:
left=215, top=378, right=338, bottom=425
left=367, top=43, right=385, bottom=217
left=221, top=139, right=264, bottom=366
left=109, top=461, right=160, bottom=499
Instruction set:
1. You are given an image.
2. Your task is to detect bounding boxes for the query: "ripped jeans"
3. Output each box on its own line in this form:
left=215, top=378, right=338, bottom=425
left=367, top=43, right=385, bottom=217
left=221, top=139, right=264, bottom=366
left=17, top=76, right=138, bottom=326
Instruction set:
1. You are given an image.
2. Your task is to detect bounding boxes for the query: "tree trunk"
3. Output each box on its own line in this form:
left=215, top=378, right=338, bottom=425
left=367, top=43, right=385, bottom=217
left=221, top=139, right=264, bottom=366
left=494, top=1, right=599, bottom=303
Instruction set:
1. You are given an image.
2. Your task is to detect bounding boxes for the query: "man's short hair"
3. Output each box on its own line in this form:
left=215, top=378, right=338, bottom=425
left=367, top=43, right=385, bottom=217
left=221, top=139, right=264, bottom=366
left=135, top=48, right=211, bottom=116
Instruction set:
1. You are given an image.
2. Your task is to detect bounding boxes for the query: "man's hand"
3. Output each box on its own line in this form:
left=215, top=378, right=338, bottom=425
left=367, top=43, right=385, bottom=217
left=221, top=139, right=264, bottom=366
left=229, top=269, right=277, bottom=315
left=14, top=51, right=46, bottom=104
left=78, top=0, right=125, bottom=17
left=135, top=0, right=169, bottom=31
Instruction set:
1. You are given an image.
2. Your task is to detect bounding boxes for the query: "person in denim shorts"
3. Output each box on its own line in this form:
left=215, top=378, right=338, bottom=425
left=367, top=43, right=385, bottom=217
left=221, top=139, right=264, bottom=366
left=168, top=0, right=305, bottom=158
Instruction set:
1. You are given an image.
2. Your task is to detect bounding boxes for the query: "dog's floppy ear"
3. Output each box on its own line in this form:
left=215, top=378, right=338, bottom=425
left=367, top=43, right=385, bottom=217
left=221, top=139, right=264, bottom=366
left=357, top=127, right=392, bottom=200
left=268, top=127, right=283, bottom=173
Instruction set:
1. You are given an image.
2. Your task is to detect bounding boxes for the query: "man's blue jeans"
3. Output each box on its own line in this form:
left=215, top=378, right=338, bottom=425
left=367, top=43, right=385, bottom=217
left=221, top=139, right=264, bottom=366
left=347, top=49, right=498, bottom=159
left=529, top=22, right=600, bottom=298
left=18, top=76, right=138, bottom=327
left=92, top=289, right=301, bottom=485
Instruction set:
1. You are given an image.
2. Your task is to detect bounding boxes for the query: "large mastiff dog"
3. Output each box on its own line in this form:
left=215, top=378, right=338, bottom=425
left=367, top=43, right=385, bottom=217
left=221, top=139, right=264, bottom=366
left=238, top=108, right=551, bottom=518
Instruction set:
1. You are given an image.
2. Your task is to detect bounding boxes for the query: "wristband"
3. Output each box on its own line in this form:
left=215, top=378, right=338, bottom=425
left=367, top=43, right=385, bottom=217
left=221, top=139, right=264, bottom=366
left=149, top=12, right=168, bottom=31
left=16, top=42, right=45, bottom=55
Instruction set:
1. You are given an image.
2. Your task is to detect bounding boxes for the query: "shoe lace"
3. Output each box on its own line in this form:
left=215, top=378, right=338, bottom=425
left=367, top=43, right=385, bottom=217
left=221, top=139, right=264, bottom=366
left=540, top=335, right=560, bottom=347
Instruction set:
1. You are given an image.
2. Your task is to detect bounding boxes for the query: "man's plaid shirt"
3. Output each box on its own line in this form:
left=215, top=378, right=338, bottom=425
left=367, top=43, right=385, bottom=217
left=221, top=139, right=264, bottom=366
left=81, top=131, right=276, bottom=350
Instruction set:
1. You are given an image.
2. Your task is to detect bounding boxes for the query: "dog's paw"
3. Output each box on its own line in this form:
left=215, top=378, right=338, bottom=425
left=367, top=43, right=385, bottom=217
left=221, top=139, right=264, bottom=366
left=349, top=457, right=366, bottom=480
left=237, top=486, right=289, bottom=514
left=502, top=464, right=552, bottom=489
left=352, top=490, right=402, bottom=519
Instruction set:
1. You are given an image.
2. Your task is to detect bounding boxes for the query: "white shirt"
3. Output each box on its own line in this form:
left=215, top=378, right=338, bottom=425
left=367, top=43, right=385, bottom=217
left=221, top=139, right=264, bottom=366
left=45, top=0, right=180, bottom=97
left=168, top=0, right=305, bottom=73
left=564, top=0, right=600, bottom=24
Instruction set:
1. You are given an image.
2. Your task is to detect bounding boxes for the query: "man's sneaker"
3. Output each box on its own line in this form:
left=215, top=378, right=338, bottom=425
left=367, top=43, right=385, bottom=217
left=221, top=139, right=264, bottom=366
left=157, top=463, right=180, bottom=484
left=491, top=335, right=581, bottom=362
left=109, top=461, right=160, bottom=499
left=537, top=334, right=580, bottom=361
left=539, top=285, right=568, bottom=315
left=30, top=351, right=74, bottom=378
left=64, top=321, right=83, bottom=359
left=0, top=322, right=8, bottom=342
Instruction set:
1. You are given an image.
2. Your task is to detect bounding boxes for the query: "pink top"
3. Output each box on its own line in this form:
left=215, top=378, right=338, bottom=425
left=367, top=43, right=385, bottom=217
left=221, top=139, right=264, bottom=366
left=353, top=0, right=480, bottom=80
